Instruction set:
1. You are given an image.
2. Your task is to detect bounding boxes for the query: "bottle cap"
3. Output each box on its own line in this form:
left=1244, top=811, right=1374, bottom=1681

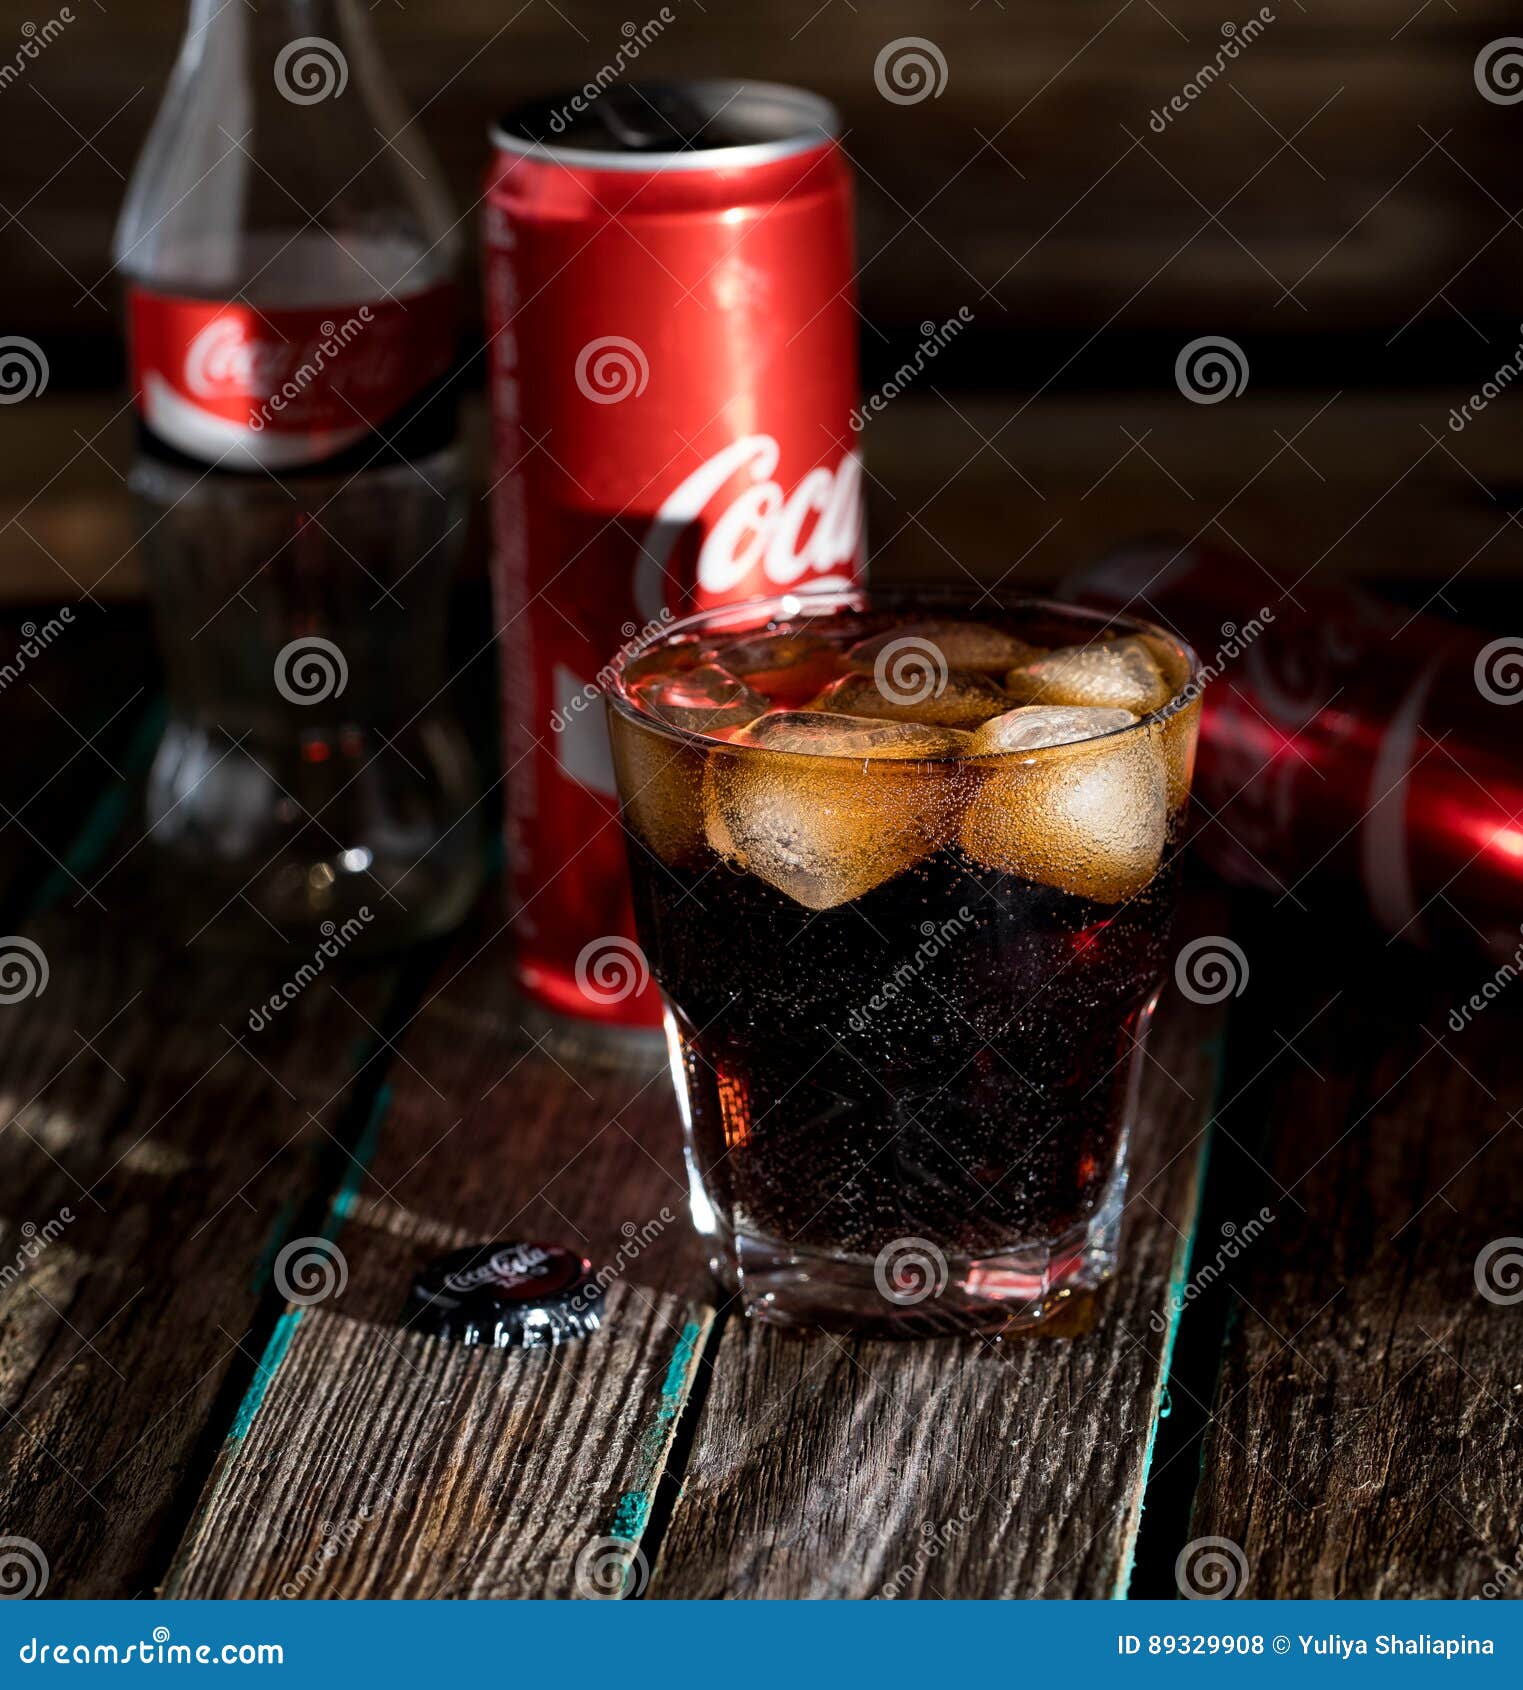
left=406, top=1241, right=604, bottom=1348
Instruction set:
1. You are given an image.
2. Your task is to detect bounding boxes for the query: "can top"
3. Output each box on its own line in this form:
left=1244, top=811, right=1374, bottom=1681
left=491, top=80, right=840, bottom=173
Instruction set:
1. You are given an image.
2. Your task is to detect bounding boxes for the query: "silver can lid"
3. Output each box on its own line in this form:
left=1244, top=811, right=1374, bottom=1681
left=491, top=79, right=840, bottom=173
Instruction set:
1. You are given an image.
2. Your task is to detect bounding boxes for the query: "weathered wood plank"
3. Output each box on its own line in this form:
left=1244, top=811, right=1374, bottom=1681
left=7, top=1, right=1516, bottom=336
left=165, top=927, right=714, bottom=1598
left=10, top=389, right=1523, bottom=609
left=0, top=853, right=398, bottom=1597
left=648, top=890, right=1231, bottom=1599
left=167, top=1283, right=709, bottom=1599
left=1186, top=922, right=1523, bottom=1600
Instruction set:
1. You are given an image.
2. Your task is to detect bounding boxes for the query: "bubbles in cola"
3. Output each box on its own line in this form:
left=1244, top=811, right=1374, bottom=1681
left=607, top=594, right=1201, bottom=1331
left=113, top=0, right=481, bottom=948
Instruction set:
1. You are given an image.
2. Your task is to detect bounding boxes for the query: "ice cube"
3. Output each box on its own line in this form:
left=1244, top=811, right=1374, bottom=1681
left=730, top=711, right=966, bottom=760
left=959, top=729, right=1168, bottom=903
left=608, top=709, right=707, bottom=867
left=812, top=670, right=1015, bottom=729
left=1158, top=692, right=1201, bottom=810
left=1004, top=635, right=1173, bottom=715
left=620, top=637, right=703, bottom=687
left=709, top=631, right=842, bottom=707
left=846, top=620, right=1041, bottom=678
left=633, top=663, right=768, bottom=735
left=704, top=711, right=967, bottom=909
left=968, top=704, right=1137, bottom=754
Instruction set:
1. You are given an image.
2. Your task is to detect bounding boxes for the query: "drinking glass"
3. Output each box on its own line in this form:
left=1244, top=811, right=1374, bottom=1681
left=606, top=588, right=1201, bottom=1333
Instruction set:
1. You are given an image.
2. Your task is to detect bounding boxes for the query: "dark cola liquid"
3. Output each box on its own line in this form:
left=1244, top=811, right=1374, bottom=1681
left=628, top=842, right=1178, bottom=1258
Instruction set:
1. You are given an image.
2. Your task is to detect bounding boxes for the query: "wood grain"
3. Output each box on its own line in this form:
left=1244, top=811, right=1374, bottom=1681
left=166, top=1284, right=710, bottom=1599
left=648, top=895, right=1231, bottom=1599
left=1187, top=925, right=1523, bottom=1599
left=5, top=0, right=1516, bottom=337
left=165, top=923, right=714, bottom=1597
left=0, top=858, right=397, bottom=1597
left=8, top=387, right=1523, bottom=608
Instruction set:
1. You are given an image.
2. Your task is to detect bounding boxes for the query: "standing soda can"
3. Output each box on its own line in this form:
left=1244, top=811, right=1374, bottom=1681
left=1073, top=537, right=1523, bottom=958
left=483, top=82, right=864, bottom=1030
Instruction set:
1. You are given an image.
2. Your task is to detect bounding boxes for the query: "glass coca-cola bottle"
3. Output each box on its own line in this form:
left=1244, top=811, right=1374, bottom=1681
left=113, top=0, right=482, bottom=950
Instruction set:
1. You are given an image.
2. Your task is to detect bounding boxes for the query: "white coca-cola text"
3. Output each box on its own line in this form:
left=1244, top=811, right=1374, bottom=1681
left=633, top=433, right=862, bottom=621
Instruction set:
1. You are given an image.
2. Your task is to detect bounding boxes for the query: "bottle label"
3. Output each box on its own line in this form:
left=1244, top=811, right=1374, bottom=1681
left=126, top=283, right=455, bottom=470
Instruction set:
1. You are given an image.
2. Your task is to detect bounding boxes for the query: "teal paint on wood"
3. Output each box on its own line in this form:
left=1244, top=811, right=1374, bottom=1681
left=230, top=1310, right=303, bottom=1440
left=1113, top=1022, right=1230, bottom=1599
left=329, top=1083, right=391, bottom=1226
left=31, top=702, right=162, bottom=913
left=250, top=1199, right=297, bottom=1295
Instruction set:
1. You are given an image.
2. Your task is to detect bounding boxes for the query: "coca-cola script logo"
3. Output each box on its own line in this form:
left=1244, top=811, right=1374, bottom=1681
left=128, top=285, right=455, bottom=468
left=441, top=1244, right=554, bottom=1296
left=633, top=433, right=863, bottom=622
left=183, top=310, right=393, bottom=407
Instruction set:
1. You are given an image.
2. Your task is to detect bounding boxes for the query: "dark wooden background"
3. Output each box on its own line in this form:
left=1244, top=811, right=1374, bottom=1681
left=3, top=1, right=1523, bottom=1602
left=4, top=0, right=1523, bottom=603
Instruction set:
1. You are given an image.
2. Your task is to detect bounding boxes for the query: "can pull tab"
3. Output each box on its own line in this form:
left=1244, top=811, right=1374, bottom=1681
left=597, top=84, right=715, bottom=151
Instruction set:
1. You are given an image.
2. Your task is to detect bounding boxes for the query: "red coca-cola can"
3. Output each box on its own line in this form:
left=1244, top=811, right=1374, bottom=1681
left=483, top=82, right=864, bottom=1029
left=1073, top=537, right=1523, bottom=957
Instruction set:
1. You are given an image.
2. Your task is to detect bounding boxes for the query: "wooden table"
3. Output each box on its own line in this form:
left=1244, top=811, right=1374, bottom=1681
left=2, top=607, right=1520, bottom=1603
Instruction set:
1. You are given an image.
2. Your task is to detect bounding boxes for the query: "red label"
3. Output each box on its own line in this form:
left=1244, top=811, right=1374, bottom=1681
left=127, top=283, right=455, bottom=469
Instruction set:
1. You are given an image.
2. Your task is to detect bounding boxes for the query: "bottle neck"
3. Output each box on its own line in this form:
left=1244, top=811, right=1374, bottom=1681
left=184, top=0, right=369, bottom=55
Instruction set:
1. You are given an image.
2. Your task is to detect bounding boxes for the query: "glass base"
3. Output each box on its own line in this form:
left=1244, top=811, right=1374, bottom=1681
left=706, top=1171, right=1126, bottom=1338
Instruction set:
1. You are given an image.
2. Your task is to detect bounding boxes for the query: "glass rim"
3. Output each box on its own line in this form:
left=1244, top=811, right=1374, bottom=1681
left=604, top=585, right=1204, bottom=762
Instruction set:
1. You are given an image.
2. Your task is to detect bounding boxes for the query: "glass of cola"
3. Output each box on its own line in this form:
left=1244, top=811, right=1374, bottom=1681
left=606, top=590, right=1201, bottom=1334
